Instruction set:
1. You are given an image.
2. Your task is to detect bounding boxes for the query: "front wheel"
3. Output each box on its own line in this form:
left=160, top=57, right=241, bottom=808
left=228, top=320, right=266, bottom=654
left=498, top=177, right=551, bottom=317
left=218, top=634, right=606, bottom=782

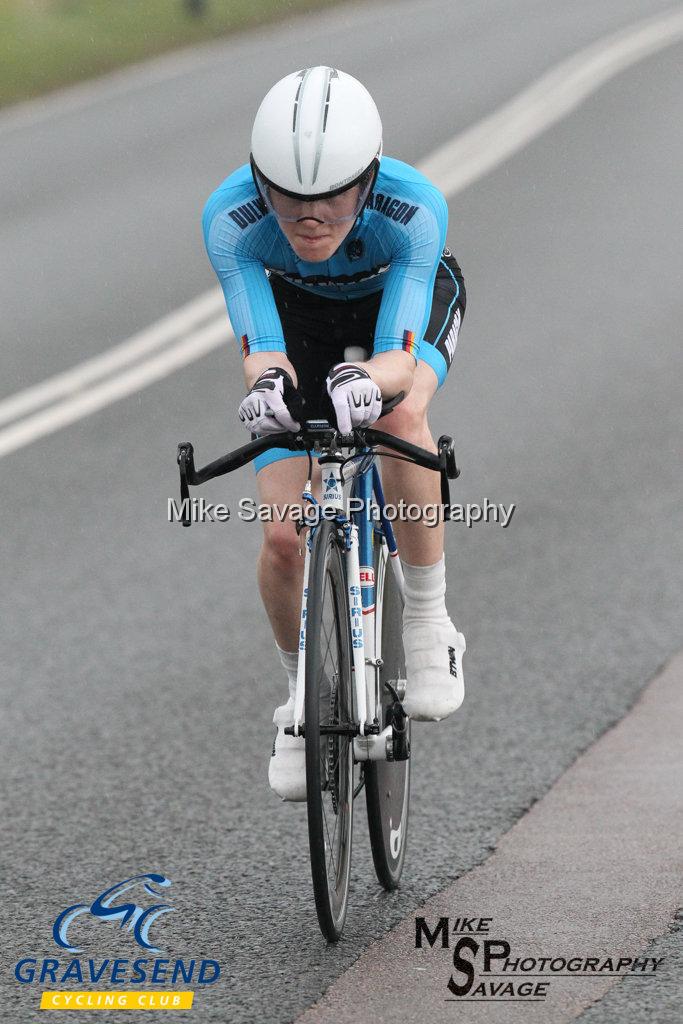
left=305, top=521, right=355, bottom=942
left=365, top=544, right=410, bottom=889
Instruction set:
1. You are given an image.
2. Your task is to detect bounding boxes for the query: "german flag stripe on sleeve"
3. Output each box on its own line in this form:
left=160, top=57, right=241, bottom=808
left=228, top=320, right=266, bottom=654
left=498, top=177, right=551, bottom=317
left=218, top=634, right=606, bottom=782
left=240, top=334, right=250, bottom=357
left=402, top=329, right=418, bottom=357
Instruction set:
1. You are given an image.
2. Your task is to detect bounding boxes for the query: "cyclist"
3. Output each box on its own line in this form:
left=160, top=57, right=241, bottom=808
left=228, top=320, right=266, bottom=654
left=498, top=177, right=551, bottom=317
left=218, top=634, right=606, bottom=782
left=203, top=67, right=467, bottom=801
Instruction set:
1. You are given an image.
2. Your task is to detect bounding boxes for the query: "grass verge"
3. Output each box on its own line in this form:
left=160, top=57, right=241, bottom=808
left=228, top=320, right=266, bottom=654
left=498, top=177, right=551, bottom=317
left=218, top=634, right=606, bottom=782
left=0, top=0, right=346, bottom=108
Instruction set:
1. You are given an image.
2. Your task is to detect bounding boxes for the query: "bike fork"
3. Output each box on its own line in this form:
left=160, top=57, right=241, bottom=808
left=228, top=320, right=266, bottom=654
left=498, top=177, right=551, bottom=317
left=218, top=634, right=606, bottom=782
left=292, top=545, right=311, bottom=736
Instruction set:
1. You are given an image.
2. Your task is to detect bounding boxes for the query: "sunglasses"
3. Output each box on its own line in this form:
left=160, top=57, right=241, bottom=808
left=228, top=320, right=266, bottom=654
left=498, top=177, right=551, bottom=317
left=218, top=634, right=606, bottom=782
left=253, top=166, right=374, bottom=225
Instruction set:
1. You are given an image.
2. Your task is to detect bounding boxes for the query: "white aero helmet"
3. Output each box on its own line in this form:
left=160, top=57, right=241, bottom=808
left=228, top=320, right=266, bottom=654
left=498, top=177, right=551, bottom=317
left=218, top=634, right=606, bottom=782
left=250, top=66, right=382, bottom=216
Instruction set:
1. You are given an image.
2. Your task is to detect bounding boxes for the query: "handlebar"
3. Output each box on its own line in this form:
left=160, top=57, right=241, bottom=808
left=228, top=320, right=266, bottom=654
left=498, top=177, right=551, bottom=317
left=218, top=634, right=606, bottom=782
left=176, top=419, right=459, bottom=527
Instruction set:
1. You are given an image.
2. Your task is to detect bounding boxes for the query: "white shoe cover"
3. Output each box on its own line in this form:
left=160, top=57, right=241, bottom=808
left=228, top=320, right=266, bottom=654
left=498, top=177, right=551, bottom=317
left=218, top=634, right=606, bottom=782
left=268, top=679, right=333, bottom=802
left=268, top=698, right=306, bottom=801
left=402, top=619, right=466, bottom=721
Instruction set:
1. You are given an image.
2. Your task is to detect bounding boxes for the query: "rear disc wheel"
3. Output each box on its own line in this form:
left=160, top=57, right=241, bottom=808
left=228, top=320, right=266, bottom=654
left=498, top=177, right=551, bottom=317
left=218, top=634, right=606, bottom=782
left=365, top=544, right=410, bottom=889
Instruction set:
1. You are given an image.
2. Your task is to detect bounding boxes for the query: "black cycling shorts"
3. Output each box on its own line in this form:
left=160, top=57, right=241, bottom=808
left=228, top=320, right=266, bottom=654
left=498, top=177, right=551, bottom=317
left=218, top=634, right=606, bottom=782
left=268, top=248, right=465, bottom=422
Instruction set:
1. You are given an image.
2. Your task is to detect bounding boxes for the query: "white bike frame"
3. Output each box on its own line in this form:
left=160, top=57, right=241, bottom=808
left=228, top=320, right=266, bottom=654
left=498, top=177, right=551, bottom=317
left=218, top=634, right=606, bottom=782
left=291, top=447, right=405, bottom=762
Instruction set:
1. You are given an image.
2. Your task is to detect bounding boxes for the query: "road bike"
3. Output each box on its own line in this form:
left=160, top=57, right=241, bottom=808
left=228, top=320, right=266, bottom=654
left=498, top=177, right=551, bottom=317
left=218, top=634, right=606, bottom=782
left=176, top=409, right=458, bottom=941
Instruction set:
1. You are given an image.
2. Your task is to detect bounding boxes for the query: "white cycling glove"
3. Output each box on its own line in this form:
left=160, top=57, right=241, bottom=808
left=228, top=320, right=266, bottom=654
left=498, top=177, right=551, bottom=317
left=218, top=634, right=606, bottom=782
left=326, top=363, right=382, bottom=434
left=238, top=368, right=301, bottom=435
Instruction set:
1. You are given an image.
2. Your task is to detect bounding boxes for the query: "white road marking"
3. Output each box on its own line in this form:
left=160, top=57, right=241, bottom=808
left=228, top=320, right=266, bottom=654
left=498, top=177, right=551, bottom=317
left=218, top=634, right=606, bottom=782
left=1, top=6, right=682, bottom=459
left=0, top=319, right=229, bottom=459
left=419, top=6, right=683, bottom=195
left=0, top=288, right=224, bottom=428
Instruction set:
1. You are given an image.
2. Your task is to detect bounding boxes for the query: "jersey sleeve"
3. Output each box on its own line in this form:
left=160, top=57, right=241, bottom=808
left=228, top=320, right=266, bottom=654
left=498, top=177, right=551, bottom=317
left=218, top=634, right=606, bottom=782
left=372, top=187, right=448, bottom=361
left=202, top=203, right=286, bottom=358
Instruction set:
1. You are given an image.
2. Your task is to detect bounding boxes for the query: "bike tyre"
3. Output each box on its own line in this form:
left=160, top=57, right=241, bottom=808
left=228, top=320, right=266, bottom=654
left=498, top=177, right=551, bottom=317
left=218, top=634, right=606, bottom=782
left=365, top=543, right=410, bottom=889
left=305, top=521, right=355, bottom=942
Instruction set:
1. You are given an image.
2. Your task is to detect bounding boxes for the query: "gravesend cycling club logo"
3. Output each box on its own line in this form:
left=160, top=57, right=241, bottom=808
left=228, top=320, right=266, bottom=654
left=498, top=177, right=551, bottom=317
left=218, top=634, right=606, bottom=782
left=53, top=873, right=174, bottom=954
left=13, top=872, right=221, bottom=1012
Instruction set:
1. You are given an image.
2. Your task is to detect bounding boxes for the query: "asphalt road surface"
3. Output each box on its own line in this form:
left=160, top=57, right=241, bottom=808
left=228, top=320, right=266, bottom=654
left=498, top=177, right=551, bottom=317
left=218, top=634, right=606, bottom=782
left=1, top=1, right=681, bottom=1021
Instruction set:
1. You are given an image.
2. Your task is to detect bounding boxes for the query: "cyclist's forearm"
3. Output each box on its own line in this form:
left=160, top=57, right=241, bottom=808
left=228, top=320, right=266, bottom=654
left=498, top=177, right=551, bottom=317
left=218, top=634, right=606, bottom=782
left=243, top=351, right=298, bottom=389
left=363, top=350, right=415, bottom=398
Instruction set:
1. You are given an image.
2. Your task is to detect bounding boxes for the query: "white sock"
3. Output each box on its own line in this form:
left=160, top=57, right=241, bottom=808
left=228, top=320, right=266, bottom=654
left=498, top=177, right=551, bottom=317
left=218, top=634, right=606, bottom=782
left=402, top=556, right=451, bottom=625
left=277, top=644, right=299, bottom=702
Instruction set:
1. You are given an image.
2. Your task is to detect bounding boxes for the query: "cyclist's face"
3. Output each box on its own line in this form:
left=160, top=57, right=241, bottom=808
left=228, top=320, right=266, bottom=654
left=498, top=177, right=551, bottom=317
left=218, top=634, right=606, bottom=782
left=271, top=187, right=360, bottom=262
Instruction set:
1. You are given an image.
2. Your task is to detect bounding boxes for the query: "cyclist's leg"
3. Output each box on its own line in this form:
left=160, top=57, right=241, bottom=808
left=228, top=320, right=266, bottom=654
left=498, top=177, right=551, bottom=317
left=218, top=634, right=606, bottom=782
left=255, top=453, right=313, bottom=653
left=254, top=280, right=355, bottom=649
left=256, top=279, right=355, bottom=799
left=377, top=362, right=442, bottom=564
left=377, top=249, right=466, bottom=721
left=378, top=248, right=464, bottom=563
left=255, top=451, right=318, bottom=802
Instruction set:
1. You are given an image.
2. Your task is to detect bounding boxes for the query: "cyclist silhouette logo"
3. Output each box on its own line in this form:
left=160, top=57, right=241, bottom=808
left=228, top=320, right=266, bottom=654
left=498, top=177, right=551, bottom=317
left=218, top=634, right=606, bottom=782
left=53, top=873, right=175, bottom=954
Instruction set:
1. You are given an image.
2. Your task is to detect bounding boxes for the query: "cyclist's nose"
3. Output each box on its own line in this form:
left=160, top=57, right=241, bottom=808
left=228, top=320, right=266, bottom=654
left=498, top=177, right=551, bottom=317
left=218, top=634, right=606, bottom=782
left=296, top=200, right=328, bottom=223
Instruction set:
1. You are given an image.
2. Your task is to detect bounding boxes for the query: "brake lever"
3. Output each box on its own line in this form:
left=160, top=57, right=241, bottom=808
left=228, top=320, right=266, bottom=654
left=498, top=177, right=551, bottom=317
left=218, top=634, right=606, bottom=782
left=177, top=442, right=195, bottom=527
left=437, top=435, right=459, bottom=479
left=379, top=390, right=405, bottom=417
left=437, top=435, right=459, bottom=522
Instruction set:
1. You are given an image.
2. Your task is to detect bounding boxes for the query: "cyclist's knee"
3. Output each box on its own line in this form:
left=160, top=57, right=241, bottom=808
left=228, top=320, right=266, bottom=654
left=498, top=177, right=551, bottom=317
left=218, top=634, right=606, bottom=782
left=379, top=362, right=438, bottom=441
left=261, top=522, right=301, bottom=574
left=379, top=388, right=431, bottom=442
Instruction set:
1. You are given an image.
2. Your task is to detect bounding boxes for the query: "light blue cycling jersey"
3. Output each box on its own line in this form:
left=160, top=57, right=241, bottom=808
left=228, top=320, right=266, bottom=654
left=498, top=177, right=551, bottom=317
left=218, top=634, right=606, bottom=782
left=202, top=156, right=448, bottom=365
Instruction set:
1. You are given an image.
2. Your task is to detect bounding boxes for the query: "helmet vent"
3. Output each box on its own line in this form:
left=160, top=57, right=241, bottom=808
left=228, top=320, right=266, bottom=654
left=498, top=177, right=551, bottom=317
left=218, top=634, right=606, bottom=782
left=311, top=66, right=334, bottom=185
left=292, top=71, right=305, bottom=132
left=291, top=68, right=312, bottom=185
left=322, top=82, right=331, bottom=133
left=322, top=68, right=339, bottom=134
